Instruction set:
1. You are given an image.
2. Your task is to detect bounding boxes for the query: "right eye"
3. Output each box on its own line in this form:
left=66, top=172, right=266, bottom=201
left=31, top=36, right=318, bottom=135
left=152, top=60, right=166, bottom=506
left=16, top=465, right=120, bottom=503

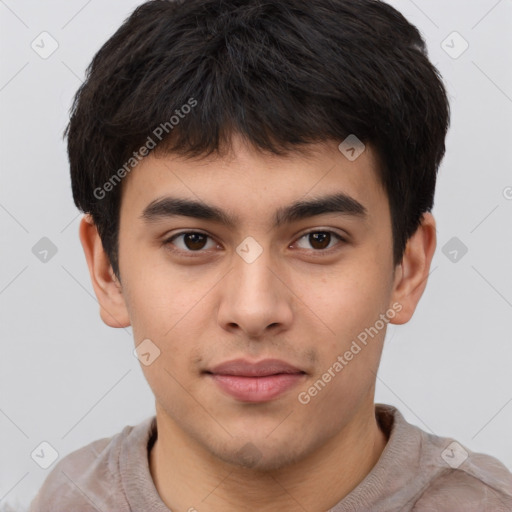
left=163, top=231, right=220, bottom=254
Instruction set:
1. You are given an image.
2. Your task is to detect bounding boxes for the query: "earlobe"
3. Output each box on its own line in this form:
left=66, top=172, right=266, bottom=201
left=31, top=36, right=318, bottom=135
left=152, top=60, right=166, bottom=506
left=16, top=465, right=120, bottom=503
left=79, top=215, right=131, bottom=328
left=389, top=212, right=437, bottom=325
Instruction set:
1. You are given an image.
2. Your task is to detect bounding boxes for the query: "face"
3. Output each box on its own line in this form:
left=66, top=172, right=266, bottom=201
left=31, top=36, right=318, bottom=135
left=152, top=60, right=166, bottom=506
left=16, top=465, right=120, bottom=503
left=115, top=135, right=401, bottom=470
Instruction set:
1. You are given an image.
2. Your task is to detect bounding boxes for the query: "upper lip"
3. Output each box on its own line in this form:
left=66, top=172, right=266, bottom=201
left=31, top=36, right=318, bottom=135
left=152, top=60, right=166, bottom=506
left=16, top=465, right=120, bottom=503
left=206, top=358, right=305, bottom=377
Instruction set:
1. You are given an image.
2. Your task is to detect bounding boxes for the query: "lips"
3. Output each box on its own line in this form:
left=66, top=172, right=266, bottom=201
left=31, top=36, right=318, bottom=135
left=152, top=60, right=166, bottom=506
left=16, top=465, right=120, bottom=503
left=207, top=358, right=305, bottom=377
left=205, top=358, right=306, bottom=402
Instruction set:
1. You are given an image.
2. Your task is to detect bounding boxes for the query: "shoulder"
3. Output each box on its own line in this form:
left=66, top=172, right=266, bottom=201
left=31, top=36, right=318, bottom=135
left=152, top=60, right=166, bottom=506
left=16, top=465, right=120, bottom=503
left=414, top=433, right=512, bottom=511
left=374, top=405, right=512, bottom=511
left=29, top=417, right=155, bottom=512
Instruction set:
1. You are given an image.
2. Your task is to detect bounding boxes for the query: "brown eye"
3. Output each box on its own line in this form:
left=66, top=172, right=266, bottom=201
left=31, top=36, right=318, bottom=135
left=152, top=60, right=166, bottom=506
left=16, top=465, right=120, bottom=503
left=294, top=230, right=344, bottom=251
left=165, top=232, right=217, bottom=252
left=309, top=232, right=331, bottom=250
left=183, top=233, right=208, bottom=250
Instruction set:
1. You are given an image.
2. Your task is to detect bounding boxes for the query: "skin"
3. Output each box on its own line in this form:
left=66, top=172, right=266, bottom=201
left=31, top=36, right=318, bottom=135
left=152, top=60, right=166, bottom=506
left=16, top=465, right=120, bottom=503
left=80, top=134, right=436, bottom=512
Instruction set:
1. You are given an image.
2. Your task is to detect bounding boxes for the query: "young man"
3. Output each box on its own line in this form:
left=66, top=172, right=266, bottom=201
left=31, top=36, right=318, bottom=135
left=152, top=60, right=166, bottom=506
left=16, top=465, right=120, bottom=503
left=30, top=0, right=512, bottom=510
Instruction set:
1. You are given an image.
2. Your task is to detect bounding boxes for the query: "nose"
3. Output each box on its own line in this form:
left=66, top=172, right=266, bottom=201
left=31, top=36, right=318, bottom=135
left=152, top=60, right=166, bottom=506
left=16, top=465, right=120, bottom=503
left=217, top=247, right=294, bottom=339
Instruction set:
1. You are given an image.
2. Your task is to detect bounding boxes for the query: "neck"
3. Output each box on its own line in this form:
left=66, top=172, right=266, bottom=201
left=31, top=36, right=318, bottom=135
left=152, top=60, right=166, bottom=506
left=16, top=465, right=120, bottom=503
left=149, top=401, right=388, bottom=512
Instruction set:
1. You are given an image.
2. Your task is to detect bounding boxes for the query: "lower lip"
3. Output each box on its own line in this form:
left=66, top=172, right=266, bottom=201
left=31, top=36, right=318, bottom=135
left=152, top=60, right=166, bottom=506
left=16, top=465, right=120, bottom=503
left=209, top=373, right=305, bottom=402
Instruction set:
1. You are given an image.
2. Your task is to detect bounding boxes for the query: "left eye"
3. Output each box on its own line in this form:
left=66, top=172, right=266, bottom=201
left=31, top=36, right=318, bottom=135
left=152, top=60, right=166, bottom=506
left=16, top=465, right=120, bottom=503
left=294, top=231, right=344, bottom=251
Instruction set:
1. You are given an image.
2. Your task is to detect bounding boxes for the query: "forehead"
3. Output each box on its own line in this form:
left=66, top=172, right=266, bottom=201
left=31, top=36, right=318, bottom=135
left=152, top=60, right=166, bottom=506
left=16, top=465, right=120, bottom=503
left=120, top=136, right=387, bottom=225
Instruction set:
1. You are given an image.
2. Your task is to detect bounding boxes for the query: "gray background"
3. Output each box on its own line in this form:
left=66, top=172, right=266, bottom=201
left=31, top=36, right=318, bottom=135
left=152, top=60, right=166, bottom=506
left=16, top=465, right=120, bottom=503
left=1, top=0, right=511, bottom=509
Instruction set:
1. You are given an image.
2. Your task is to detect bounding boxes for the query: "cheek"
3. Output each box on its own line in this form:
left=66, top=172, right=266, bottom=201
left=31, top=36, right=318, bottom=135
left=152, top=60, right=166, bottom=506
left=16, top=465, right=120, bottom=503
left=294, top=258, right=390, bottom=342
left=122, top=256, right=203, bottom=338
left=124, top=268, right=212, bottom=371
left=126, top=279, right=208, bottom=416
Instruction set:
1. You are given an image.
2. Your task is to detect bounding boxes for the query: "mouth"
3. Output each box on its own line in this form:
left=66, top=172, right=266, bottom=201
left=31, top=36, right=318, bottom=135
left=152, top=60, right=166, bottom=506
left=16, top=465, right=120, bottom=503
left=204, top=358, right=307, bottom=402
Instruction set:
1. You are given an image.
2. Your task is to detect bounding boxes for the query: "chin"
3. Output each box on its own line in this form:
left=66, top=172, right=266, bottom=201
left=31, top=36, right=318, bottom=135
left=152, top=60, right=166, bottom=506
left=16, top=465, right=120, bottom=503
left=209, top=436, right=314, bottom=472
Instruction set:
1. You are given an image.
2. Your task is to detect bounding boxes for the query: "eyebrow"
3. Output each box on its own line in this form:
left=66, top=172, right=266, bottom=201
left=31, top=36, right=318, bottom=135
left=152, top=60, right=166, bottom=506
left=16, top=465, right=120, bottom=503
left=140, top=192, right=368, bottom=228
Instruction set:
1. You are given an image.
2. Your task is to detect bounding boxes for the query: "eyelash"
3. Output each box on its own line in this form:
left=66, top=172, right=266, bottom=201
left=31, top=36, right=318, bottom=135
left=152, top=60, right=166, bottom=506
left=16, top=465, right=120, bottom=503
left=162, top=229, right=347, bottom=256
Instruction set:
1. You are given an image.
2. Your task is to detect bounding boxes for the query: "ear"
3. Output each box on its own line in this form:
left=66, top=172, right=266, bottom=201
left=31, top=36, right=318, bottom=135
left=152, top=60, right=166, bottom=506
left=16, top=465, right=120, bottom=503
left=389, top=212, right=437, bottom=325
left=79, top=215, right=131, bottom=328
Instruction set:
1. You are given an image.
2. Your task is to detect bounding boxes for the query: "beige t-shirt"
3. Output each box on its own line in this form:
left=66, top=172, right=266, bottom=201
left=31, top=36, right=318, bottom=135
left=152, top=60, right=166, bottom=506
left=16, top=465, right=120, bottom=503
left=29, top=404, right=512, bottom=511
